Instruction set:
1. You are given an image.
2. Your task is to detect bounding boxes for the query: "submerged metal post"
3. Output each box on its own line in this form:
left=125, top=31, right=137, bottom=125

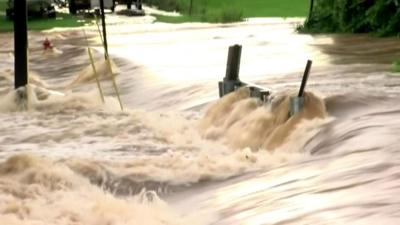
left=290, top=60, right=313, bottom=116
left=225, top=44, right=242, bottom=81
left=99, top=0, right=109, bottom=58
left=298, top=60, right=312, bottom=97
left=14, top=0, right=28, bottom=89
left=218, top=45, right=271, bottom=100
left=219, top=44, right=243, bottom=97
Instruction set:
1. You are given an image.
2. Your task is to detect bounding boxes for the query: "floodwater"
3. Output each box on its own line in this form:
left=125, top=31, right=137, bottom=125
left=1, top=13, right=400, bottom=225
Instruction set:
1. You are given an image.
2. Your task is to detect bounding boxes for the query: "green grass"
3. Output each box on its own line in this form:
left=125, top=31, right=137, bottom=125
left=0, top=0, right=90, bottom=32
left=200, top=0, right=309, bottom=18
left=393, top=59, right=400, bottom=72
left=0, top=13, right=90, bottom=32
left=150, top=0, right=310, bottom=23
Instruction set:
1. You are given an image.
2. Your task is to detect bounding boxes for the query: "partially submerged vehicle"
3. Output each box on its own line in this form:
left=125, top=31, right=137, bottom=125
left=6, top=0, right=56, bottom=20
left=115, top=0, right=144, bottom=16
left=67, top=0, right=115, bottom=14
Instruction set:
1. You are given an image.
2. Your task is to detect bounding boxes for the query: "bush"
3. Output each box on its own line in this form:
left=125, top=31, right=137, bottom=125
left=145, top=0, right=188, bottom=12
left=393, top=59, right=400, bottom=72
left=218, top=7, right=243, bottom=23
left=204, top=7, right=243, bottom=23
left=298, top=0, right=400, bottom=36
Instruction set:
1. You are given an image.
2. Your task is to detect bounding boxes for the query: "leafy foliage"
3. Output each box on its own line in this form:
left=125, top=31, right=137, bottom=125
left=299, top=0, right=400, bottom=36
left=393, top=59, right=400, bottom=72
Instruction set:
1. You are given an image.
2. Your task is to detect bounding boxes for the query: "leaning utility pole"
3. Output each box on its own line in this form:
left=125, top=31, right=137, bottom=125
left=99, top=0, right=109, bottom=59
left=98, top=0, right=124, bottom=111
left=14, top=0, right=28, bottom=89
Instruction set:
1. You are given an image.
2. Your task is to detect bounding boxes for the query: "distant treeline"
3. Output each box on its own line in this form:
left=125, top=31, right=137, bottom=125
left=299, top=0, right=400, bottom=36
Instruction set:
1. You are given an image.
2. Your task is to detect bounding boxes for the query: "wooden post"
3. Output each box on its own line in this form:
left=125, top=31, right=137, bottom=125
left=14, top=0, right=28, bottom=89
left=225, top=44, right=242, bottom=81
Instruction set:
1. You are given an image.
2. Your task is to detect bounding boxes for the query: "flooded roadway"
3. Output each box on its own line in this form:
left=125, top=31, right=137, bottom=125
left=1, top=14, right=400, bottom=225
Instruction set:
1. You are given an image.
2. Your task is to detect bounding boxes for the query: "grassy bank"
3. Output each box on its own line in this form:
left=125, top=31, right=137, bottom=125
left=0, top=0, right=88, bottom=32
left=148, top=0, right=309, bottom=23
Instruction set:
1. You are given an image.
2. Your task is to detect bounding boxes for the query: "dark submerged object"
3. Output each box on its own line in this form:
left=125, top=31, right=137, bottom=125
left=218, top=45, right=312, bottom=116
left=218, top=45, right=271, bottom=102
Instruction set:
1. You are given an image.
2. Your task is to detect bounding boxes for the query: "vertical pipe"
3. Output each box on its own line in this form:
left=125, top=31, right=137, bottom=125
left=225, top=44, right=242, bottom=81
left=298, top=60, right=312, bottom=97
left=14, top=0, right=28, bottom=89
left=99, top=0, right=108, bottom=59
left=218, top=81, right=224, bottom=97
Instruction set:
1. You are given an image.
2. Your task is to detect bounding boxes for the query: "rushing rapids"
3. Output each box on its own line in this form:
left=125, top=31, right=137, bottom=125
left=1, top=15, right=400, bottom=225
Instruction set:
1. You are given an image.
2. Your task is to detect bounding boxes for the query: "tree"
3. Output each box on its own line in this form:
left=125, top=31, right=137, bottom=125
left=299, top=0, right=400, bottom=36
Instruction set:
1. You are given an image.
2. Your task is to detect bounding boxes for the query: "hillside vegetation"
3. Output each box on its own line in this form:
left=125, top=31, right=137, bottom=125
left=299, top=0, right=400, bottom=36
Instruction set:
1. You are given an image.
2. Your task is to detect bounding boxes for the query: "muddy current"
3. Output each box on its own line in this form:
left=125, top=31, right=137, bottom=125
left=1, top=16, right=400, bottom=225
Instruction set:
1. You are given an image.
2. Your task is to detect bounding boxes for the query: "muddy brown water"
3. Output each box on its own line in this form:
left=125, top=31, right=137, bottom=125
left=0, top=17, right=400, bottom=224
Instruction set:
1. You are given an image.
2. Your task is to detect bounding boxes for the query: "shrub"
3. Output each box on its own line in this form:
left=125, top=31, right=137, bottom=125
left=218, top=7, right=243, bottom=23
left=145, top=0, right=187, bottom=12
left=299, top=0, right=400, bottom=36
left=393, top=59, right=400, bottom=72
